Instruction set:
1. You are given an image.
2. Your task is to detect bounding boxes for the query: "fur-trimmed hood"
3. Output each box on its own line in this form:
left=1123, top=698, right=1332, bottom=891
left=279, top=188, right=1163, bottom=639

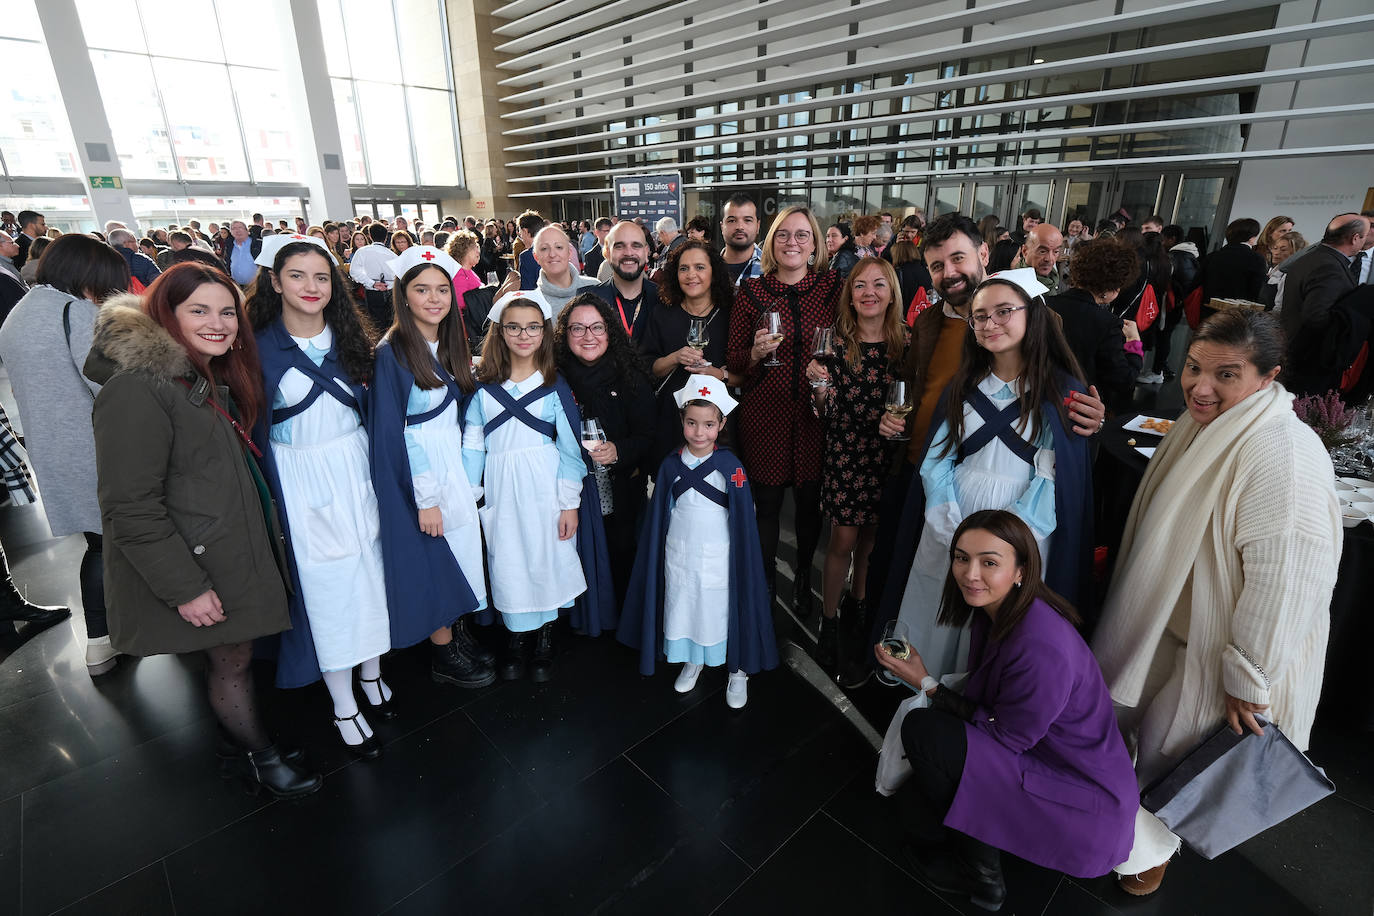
left=84, top=294, right=193, bottom=387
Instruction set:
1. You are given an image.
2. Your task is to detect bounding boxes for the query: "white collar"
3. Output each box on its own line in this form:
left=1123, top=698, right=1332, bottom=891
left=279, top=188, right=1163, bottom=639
left=289, top=325, right=333, bottom=351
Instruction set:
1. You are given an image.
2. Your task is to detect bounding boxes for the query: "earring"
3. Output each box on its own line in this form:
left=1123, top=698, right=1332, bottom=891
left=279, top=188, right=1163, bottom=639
left=808, top=253, right=815, bottom=266
left=1014, top=580, right=1022, bottom=588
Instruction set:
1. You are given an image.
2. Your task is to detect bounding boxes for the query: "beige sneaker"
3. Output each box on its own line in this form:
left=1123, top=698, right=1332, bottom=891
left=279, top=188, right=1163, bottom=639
left=85, top=635, right=118, bottom=676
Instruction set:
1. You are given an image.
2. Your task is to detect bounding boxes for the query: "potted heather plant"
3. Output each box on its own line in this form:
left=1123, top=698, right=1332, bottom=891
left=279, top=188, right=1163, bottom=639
left=1292, top=390, right=1356, bottom=451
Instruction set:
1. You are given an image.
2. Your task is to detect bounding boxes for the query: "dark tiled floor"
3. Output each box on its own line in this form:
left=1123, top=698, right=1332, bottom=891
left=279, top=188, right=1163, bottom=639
left=2, top=345, right=1372, bottom=915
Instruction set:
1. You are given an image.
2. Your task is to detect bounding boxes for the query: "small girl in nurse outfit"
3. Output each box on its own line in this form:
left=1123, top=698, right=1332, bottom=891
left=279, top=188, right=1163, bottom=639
left=617, top=374, right=777, bottom=708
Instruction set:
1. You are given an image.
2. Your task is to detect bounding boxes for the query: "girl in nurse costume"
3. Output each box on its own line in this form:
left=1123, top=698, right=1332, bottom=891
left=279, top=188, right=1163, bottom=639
left=617, top=375, right=778, bottom=709
left=463, top=291, right=615, bottom=684
left=369, top=245, right=495, bottom=690
left=247, top=235, right=392, bottom=760
left=886, top=269, right=1093, bottom=679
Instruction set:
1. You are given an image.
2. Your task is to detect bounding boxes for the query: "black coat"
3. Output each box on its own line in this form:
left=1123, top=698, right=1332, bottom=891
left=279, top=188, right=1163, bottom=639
left=894, top=259, right=933, bottom=312
left=1201, top=242, right=1266, bottom=302
left=1046, top=288, right=1142, bottom=412
left=1281, top=244, right=1359, bottom=389
left=587, top=278, right=660, bottom=342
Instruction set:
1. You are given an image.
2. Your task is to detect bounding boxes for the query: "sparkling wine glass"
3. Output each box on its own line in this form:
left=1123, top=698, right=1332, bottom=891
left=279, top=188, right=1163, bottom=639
left=877, top=618, right=912, bottom=687
left=580, top=418, right=606, bottom=453
left=885, top=379, right=912, bottom=441
left=485, top=271, right=499, bottom=286
left=687, top=318, right=710, bottom=368
left=810, top=326, right=834, bottom=388
left=762, top=310, right=784, bottom=367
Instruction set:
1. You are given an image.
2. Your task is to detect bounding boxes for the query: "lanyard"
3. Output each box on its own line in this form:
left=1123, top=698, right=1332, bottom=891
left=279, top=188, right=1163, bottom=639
left=178, top=379, right=263, bottom=458
left=614, top=295, right=632, bottom=334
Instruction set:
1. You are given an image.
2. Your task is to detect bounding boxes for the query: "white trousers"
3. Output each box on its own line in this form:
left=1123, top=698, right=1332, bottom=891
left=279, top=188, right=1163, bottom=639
left=1114, top=638, right=1188, bottom=875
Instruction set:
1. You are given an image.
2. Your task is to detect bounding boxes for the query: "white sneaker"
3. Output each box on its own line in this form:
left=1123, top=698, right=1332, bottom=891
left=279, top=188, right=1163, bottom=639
left=1136, top=370, right=1165, bottom=385
left=674, top=662, right=703, bottom=693
left=726, top=671, right=748, bottom=709
left=86, top=635, right=118, bottom=676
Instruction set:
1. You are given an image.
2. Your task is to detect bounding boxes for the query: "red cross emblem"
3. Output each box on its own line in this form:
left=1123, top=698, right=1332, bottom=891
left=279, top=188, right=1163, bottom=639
left=730, top=467, right=747, bottom=488
left=698, top=386, right=712, bottom=396
left=290, top=234, right=306, bottom=239
left=420, top=250, right=436, bottom=261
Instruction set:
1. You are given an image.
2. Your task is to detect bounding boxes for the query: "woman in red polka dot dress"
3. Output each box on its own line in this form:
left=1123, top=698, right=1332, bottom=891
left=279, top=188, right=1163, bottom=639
left=726, top=205, right=841, bottom=625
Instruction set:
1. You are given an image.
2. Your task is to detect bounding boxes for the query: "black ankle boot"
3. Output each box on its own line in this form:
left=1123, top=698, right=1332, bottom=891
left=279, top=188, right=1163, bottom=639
left=499, top=631, right=529, bottom=681
left=837, top=595, right=874, bottom=689
left=530, top=622, right=555, bottom=684
left=228, top=745, right=322, bottom=798
left=791, top=571, right=815, bottom=624
left=817, top=614, right=839, bottom=671
left=453, top=616, right=496, bottom=668
left=0, top=544, right=70, bottom=628
left=908, top=834, right=1006, bottom=912
left=432, top=639, right=496, bottom=689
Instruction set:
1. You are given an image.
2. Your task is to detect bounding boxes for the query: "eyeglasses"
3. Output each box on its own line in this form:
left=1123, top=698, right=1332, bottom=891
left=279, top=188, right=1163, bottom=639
left=501, top=323, right=545, bottom=338
left=568, top=322, right=607, bottom=338
left=967, top=305, right=1028, bottom=329
left=773, top=230, right=813, bottom=243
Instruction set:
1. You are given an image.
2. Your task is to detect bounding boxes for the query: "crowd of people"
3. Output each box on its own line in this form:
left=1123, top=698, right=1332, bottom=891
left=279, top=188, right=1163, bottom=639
left=0, top=193, right=1361, bottom=910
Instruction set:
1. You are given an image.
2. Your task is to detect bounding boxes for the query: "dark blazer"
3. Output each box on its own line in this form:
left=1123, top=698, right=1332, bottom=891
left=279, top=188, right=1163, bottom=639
left=14, top=233, right=34, bottom=271
left=1282, top=244, right=1359, bottom=391
left=587, top=277, right=660, bottom=342
left=1201, top=242, right=1266, bottom=302
left=1046, top=288, right=1141, bottom=412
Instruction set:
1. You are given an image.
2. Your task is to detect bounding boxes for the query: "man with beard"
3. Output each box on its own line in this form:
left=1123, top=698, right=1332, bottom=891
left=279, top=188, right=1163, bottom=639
left=719, top=194, right=763, bottom=286
left=837, top=214, right=1107, bottom=687
left=588, top=219, right=660, bottom=341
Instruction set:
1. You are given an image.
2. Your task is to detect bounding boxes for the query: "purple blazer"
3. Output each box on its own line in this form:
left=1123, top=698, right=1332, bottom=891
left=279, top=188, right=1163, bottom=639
left=943, top=598, right=1137, bottom=878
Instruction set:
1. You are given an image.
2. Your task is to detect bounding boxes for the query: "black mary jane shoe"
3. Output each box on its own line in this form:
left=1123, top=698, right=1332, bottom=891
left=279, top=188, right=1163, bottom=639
left=359, top=676, right=398, bottom=720
left=334, top=712, right=382, bottom=760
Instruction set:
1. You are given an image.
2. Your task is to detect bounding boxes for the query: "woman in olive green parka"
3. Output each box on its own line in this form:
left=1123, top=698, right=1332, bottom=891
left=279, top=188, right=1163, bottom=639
left=84, top=265, right=319, bottom=798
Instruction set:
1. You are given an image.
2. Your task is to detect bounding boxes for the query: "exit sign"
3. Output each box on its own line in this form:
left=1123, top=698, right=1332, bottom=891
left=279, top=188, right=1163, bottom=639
left=89, top=176, right=123, bottom=190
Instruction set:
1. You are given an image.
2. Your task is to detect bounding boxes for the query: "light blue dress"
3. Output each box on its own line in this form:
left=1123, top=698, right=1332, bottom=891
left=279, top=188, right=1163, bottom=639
left=662, top=450, right=732, bottom=667
left=461, top=370, right=586, bottom=631
left=270, top=326, right=391, bottom=671
left=404, top=339, right=487, bottom=610
left=896, top=373, right=1058, bottom=677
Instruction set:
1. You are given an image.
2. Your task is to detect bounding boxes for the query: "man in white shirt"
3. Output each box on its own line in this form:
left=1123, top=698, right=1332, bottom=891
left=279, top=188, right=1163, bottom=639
left=349, top=223, right=396, bottom=328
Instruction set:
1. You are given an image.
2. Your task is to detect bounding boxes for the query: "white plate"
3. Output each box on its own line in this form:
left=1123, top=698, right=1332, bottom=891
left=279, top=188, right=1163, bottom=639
left=1342, top=509, right=1367, bottom=529
left=1123, top=415, right=1178, bottom=437
left=1338, top=476, right=1374, bottom=489
left=1134, top=446, right=1157, bottom=459
left=1336, top=480, right=1358, bottom=492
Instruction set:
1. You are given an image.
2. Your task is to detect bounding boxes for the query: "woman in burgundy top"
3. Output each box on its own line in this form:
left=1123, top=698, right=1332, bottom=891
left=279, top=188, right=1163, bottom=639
left=727, top=205, right=841, bottom=623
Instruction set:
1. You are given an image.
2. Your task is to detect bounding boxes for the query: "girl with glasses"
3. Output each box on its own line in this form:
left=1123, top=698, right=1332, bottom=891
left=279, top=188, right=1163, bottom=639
left=886, top=268, right=1094, bottom=680
left=554, top=293, right=657, bottom=604
left=370, top=246, right=495, bottom=692
left=463, top=292, right=615, bottom=683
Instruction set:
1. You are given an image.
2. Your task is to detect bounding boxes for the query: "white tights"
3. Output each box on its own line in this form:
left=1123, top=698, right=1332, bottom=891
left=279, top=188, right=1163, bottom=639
left=321, top=656, right=389, bottom=745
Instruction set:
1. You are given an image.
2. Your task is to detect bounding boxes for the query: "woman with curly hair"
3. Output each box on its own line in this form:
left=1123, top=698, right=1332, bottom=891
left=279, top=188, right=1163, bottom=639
left=247, top=236, right=393, bottom=760
left=643, top=240, right=735, bottom=465
left=444, top=228, right=484, bottom=302
left=1045, top=239, right=1144, bottom=412
left=554, top=292, right=657, bottom=602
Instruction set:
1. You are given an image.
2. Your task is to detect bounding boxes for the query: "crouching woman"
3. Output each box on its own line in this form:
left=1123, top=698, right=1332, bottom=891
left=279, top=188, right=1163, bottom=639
left=875, top=509, right=1135, bottom=911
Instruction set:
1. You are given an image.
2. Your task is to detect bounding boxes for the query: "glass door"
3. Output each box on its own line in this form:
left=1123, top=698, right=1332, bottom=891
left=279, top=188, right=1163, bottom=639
left=969, top=181, right=1010, bottom=223
left=1115, top=177, right=1164, bottom=226
left=1060, top=177, right=1109, bottom=228
left=931, top=181, right=964, bottom=217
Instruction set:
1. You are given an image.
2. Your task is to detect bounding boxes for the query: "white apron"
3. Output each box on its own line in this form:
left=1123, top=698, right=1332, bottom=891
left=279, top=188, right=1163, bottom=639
left=272, top=356, right=391, bottom=672
left=662, top=455, right=731, bottom=649
left=406, top=382, right=487, bottom=607
left=473, top=382, right=585, bottom=620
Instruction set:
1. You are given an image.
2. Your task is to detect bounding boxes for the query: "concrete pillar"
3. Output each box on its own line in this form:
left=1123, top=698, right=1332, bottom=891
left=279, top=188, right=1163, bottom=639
left=280, top=0, right=355, bottom=223
left=445, top=0, right=532, bottom=218
left=33, top=0, right=139, bottom=234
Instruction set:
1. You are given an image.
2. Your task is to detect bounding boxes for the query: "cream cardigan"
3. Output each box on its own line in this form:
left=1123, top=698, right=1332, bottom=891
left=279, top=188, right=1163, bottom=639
left=1092, top=383, right=1341, bottom=754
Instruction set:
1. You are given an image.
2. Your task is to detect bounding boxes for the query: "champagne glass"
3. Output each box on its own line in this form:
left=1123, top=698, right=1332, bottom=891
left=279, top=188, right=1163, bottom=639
left=885, top=379, right=912, bottom=441
left=485, top=270, right=499, bottom=286
left=580, top=418, right=606, bottom=453
left=810, top=326, right=834, bottom=388
left=876, top=618, right=912, bottom=687
left=762, top=310, right=784, bottom=367
left=686, top=318, right=710, bottom=368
